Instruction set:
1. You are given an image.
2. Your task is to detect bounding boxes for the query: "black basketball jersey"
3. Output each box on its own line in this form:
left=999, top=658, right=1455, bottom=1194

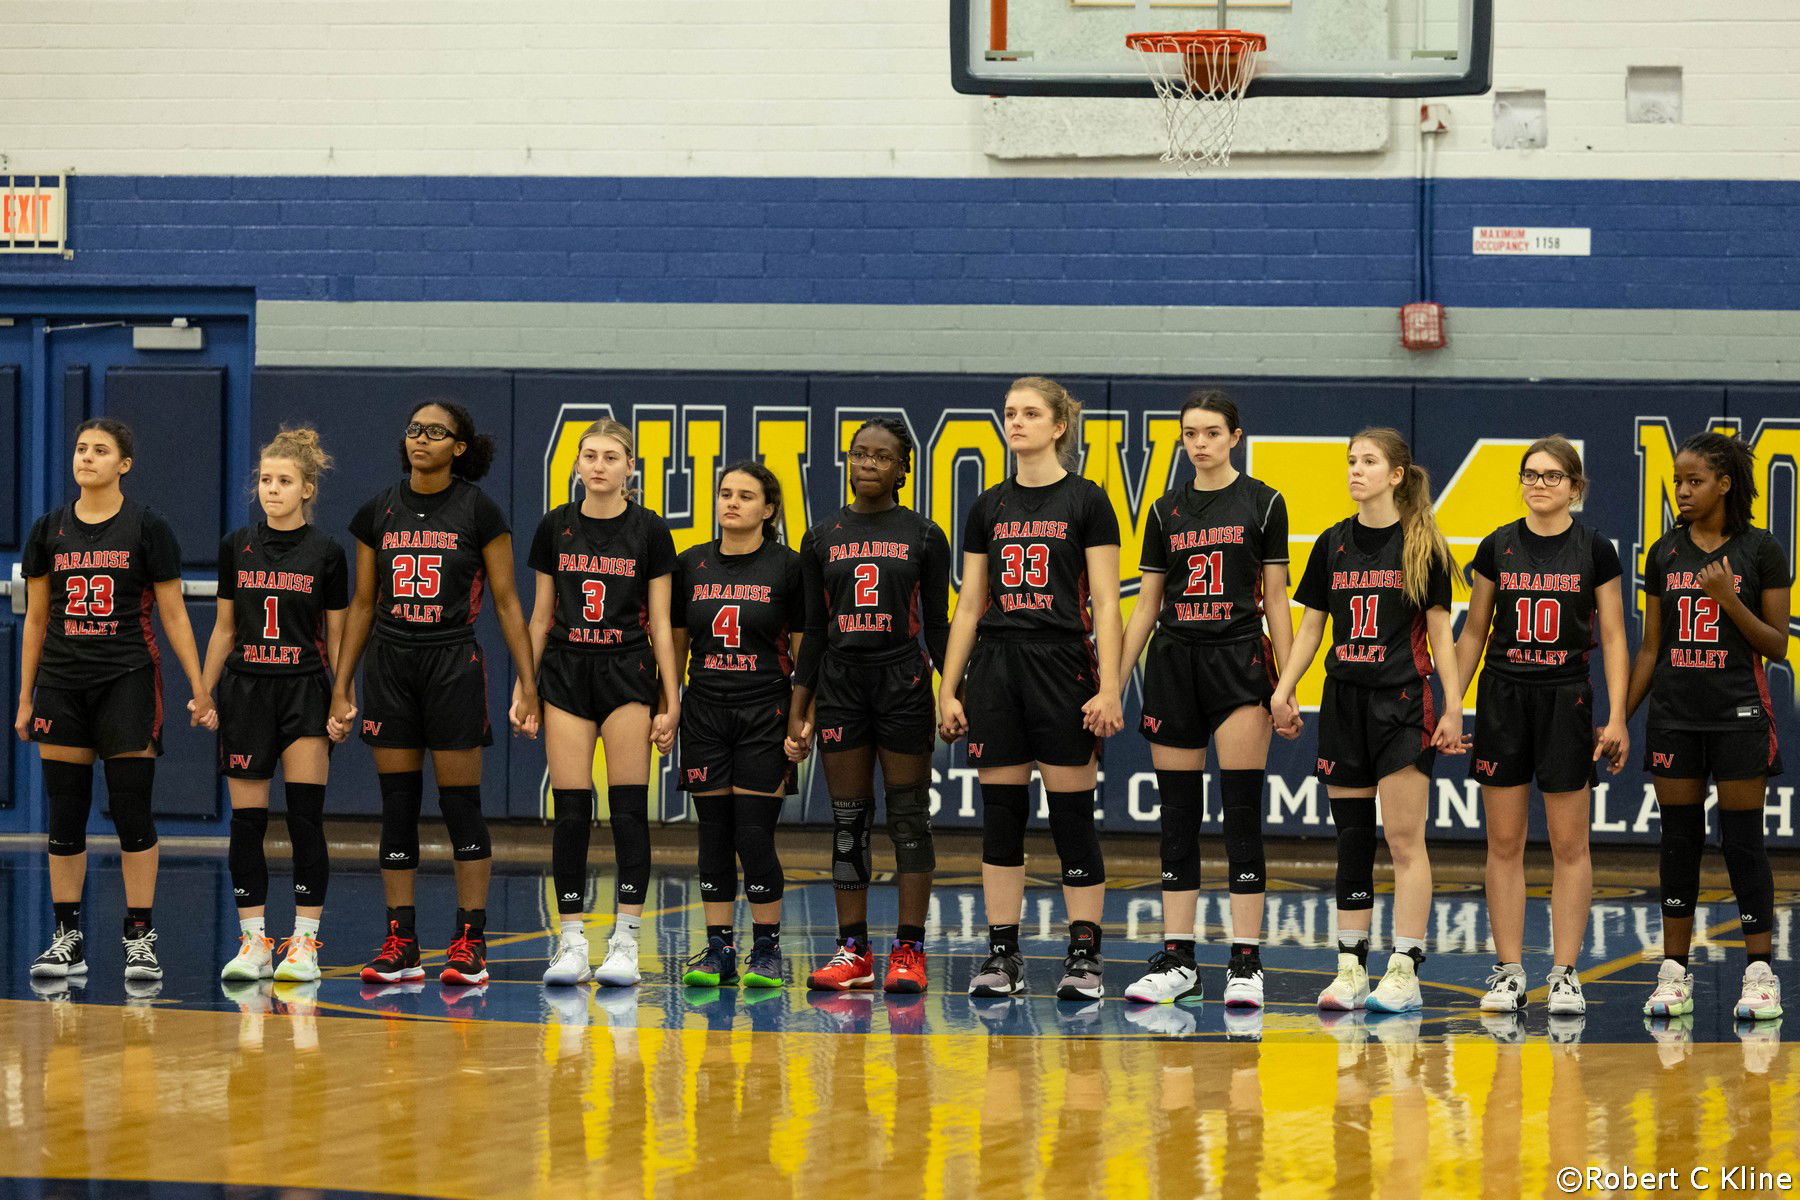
left=1480, top=520, right=1599, bottom=684
left=219, top=523, right=348, bottom=676
left=1645, top=524, right=1790, bottom=732
left=1317, top=518, right=1435, bottom=688
left=24, top=500, right=180, bottom=689
left=357, top=479, right=499, bottom=646
left=963, top=474, right=1121, bottom=639
left=1140, top=475, right=1288, bottom=644
left=798, top=505, right=951, bottom=669
left=673, top=539, right=805, bottom=704
left=529, top=501, right=677, bottom=652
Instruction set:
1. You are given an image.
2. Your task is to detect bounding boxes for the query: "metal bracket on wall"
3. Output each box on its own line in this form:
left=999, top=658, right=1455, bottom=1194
left=0, top=568, right=217, bottom=614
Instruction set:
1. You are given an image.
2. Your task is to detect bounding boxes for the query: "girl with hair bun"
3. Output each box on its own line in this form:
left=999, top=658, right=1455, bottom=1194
left=938, top=376, right=1125, bottom=1003
left=1270, top=427, right=1465, bottom=1016
left=514, top=418, right=680, bottom=987
left=1452, top=435, right=1629, bottom=1020
left=1627, top=431, right=1789, bottom=1022
left=330, top=400, right=541, bottom=990
left=201, top=427, right=350, bottom=985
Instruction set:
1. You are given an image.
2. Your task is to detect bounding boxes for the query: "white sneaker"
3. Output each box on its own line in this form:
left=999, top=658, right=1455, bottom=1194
left=1735, top=962, right=1783, bottom=1022
left=1479, top=963, right=1527, bottom=1012
left=1643, top=958, right=1694, bottom=1018
left=543, top=931, right=594, bottom=986
left=274, top=933, right=322, bottom=983
left=221, top=932, right=274, bottom=981
left=1546, top=966, right=1586, bottom=1015
left=1365, top=952, right=1423, bottom=1013
left=1123, top=950, right=1200, bottom=1004
left=1222, top=954, right=1264, bottom=1009
left=1317, top=952, right=1369, bottom=1011
left=594, top=933, right=641, bottom=987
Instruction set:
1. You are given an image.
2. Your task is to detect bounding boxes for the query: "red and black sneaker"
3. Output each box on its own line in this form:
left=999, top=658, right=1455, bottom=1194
left=361, top=921, right=425, bottom=984
left=441, top=925, right=489, bottom=986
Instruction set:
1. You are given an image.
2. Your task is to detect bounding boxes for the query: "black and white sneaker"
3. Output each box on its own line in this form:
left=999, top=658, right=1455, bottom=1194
left=122, top=929, right=164, bottom=981
left=1057, top=947, right=1105, bottom=1001
left=1479, top=962, right=1527, bottom=1012
left=31, top=928, right=87, bottom=979
left=968, top=949, right=1026, bottom=997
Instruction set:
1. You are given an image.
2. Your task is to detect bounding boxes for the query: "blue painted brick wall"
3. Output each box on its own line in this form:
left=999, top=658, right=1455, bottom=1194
left=3, top=176, right=1797, bottom=309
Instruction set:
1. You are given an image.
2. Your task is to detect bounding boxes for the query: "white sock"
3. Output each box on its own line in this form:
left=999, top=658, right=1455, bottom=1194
left=240, top=917, right=265, bottom=940
left=293, top=916, right=320, bottom=938
left=614, top=914, right=642, bottom=939
left=1394, top=936, right=1426, bottom=959
left=560, top=917, right=586, bottom=938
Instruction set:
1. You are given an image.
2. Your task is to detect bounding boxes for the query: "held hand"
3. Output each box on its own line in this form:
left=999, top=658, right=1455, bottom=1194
left=1594, top=721, right=1630, bottom=775
left=651, top=705, right=679, bottom=755
left=1431, top=711, right=1466, bottom=755
left=1081, top=691, right=1125, bottom=739
left=938, top=694, right=967, bottom=743
left=1275, top=710, right=1305, bottom=740
left=327, top=693, right=358, bottom=742
left=783, top=714, right=814, bottom=763
left=1697, top=554, right=1736, bottom=604
left=1269, top=693, right=1299, bottom=737
left=188, top=692, right=218, bottom=730
left=14, top=699, right=32, bottom=744
left=510, top=689, right=542, bottom=738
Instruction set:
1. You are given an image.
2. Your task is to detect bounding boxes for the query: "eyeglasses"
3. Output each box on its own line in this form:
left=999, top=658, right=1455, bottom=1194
left=1519, top=469, right=1569, bottom=486
left=405, top=421, right=454, bottom=442
left=848, top=449, right=902, bottom=467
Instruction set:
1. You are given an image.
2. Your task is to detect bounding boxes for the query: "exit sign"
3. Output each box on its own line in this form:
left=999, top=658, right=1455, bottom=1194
left=2, top=175, right=69, bottom=255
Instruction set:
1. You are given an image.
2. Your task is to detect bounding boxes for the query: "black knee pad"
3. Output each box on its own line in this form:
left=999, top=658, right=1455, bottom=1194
left=377, top=771, right=424, bottom=871
left=831, top=795, right=874, bottom=891
left=103, top=757, right=158, bottom=853
left=1045, top=789, right=1105, bottom=886
left=695, top=795, right=737, bottom=902
left=283, top=782, right=329, bottom=906
left=438, top=786, right=490, bottom=862
left=735, top=795, right=785, bottom=903
left=43, top=760, right=94, bottom=857
left=551, top=787, right=593, bottom=915
left=607, top=784, right=652, bottom=907
left=228, top=807, right=270, bottom=908
left=1658, top=802, right=1706, bottom=922
left=1718, top=807, right=1774, bottom=935
left=1219, top=769, right=1267, bottom=895
left=1330, top=795, right=1377, bottom=911
left=980, top=782, right=1029, bottom=869
left=1155, top=770, right=1204, bottom=892
left=885, top=784, right=936, bottom=874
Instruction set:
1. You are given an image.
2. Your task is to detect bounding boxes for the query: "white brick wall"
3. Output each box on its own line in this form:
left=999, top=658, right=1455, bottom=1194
left=2, top=0, right=1796, bottom=179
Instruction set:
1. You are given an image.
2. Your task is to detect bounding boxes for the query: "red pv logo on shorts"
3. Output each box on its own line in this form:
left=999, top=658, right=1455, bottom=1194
left=1316, top=758, right=1334, bottom=775
left=685, top=767, right=708, bottom=783
left=821, top=728, right=842, bottom=743
left=1475, top=759, right=1497, bottom=776
left=32, top=717, right=51, bottom=734
left=229, top=754, right=253, bottom=770
left=361, top=720, right=382, bottom=736
left=968, top=742, right=984, bottom=759
left=1652, top=751, right=1674, bottom=768
left=1142, top=716, right=1162, bottom=733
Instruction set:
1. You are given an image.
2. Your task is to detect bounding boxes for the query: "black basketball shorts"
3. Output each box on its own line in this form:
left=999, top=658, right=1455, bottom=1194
left=1314, top=675, right=1437, bottom=789
left=218, top=670, right=332, bottom=779
left=1468, top=672, right=1596, bottom=793
left=1138, top=633, right=1275, bottom=749
left=815, top=647, right=936, bottom=756
left=678, top=691, right=795, bottom=795
left=1644, top=724, right=1783, bottom=782
left=359, top=637, right=493, bottom=751
left=538, top=641, right=658, bottom=724
left=963, top=636, right=1099, bottom=770
left=30, top=666, right=163, bottom=758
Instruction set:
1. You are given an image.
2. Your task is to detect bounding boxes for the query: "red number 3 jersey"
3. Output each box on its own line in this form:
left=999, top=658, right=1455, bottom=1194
left=1644, top=524, right=1790, bottom=732
left=351, top=479, right=509, bottom=646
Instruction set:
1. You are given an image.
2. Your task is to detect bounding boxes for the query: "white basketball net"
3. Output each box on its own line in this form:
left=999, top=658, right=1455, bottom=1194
left=1127, top=33, right=1264, bottom=171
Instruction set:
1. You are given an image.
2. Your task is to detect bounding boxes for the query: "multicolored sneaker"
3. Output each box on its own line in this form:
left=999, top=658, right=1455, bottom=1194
left=883, top=941, right=928, bottom=994
left=361, top=921, right=424, bottom=984
left=1222, top=952, right=1265, bottom=1009
left=31, top=928, right=86, bottom=979
left=1317, top=952, right=1369, bottom=1011
left=1365, top=952, right=1423, bottom=1013
left=441, top=925, right=489, bottom=986
left=681, top=936, right=739, bottom=987
left=1735, top=962, right=1783, bottom=1022
left=221, top=932, right=275, bottom=982
left=808, top=940, right=874, bottom=991
left=742, top=936, right=785, bottom=988
left=274, top=933, right=322, bottom=983
left=1643, top=958, right=1694, bottom=1018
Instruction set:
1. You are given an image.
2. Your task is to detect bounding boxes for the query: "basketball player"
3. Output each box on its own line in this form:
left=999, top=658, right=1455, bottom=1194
left=673, top=462, right=806, bottom=990
left=938, top=376, right=1125, bottom=1002
left=1629, top=431, right=1787, bottom=1021
left=516, top=418, right=680, bottom=987
left=329, top=401, right=541, bottom=988
left=1270, top=428, right=1465, bottom=1014
left=21, top=418, right=215, bottom=983
left=787, top=417, right=950, bottom=995
left=1120, top=390, right=1296, bottom=1008
left=203, top=428, right=349, bottom=984
left=1453, top=436, right=1629, bottom=1018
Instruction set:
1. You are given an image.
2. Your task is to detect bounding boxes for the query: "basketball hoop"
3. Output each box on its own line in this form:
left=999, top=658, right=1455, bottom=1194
left=1125, top=30, right=1266, bottom=170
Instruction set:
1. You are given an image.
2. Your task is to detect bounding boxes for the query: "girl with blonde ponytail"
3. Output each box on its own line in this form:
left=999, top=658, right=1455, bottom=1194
left=1269, top=427, right=1464, bottom=1015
